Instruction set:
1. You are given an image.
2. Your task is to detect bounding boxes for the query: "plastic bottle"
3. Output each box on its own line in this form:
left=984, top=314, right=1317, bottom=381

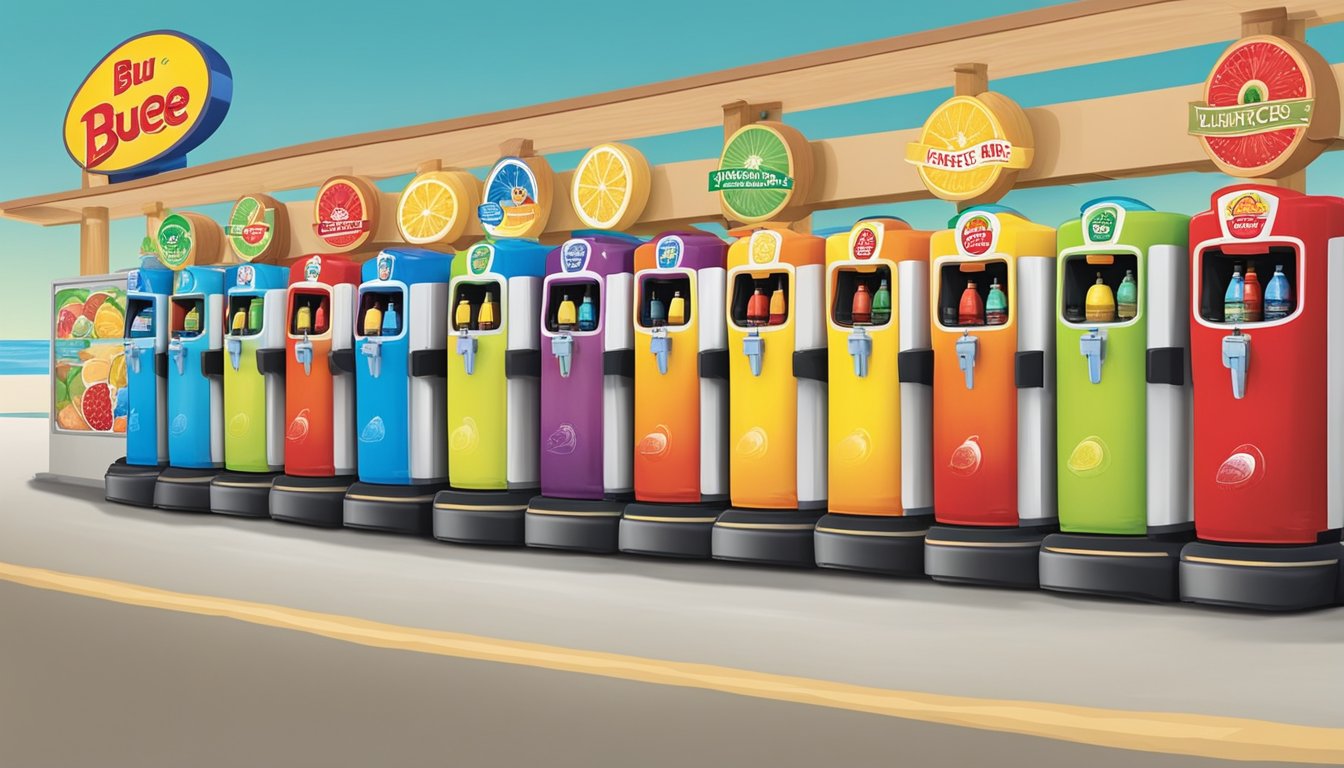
left=313, top=305, right=326, bottom=334
left=871, top=278, right=891, bottom=325
left=382, top=302, right=399, bottom=335
left=667, top=290, right=685, bottom=326
left=363, top=303, right=382, bottom=337
left=648, top=290, right=666, bottom=327
left=557, top=294, right=576, bottom=329
left=768, top=279, right=786, bottom=325
left=1085, top=273, right=1116, bottom=323
left=1242, top=265, right=1263, bottom=323
left=851, top=282, right=872, bottom=325
left=295, top=305, right=312, bottom=334
left=184, top=305, right=200, bottom=335
left=1224, top=266, right=1245, bottom=323
left=746, top=286, right=769, bottom=326
left=247, top=297, right=264, bottom=333
left=478, top=292, right=498, bottom=332
left=454, top=296, right=473, bottom=330
left=958, top=280, right=984, bottom=326
left=985, top=278, right=1008, bottom=325
left=231, top=307, right=247, bottom=335
left=1264, top=264, right=1292, bottom=320
left=1116, top=269, right=1137, bottom=321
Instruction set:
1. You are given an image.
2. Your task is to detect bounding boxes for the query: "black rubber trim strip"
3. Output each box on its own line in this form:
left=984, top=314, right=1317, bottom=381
left=1147, top=347, right=1185, bottom=386
left=506, top=349, right=540, bottom=378
left=256, top=348, right=286, bottom=376
left=201, top=350, right=223, bottom=377
left=604, top=349, right=634, bottom=378
left=898, top=348, right=933, bottom=386
left=793, top=348, right=827, bottom=382
left=1015, top=350, right=1044, bottom=389
left=154, top=352, right=168, bottom=378
left=410, top=349, right=447, bottom=377
left=329, top=348, right=355, bottom=375
left=699, top=349, right=728, bottom=380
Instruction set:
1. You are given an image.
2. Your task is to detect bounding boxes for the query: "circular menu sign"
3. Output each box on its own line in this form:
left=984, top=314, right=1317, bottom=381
left=226, top=193, right=288, bottom=262
left=156, top=211, right=223, bottom=270
left=314, top=175, right=380, bottom=251
left=906, top=93, right=1034, bottom=204
left=711, top=122, right=812, bottom=224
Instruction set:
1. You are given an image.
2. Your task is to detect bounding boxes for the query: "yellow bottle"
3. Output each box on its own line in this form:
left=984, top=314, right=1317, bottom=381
left=454, top=296, right=473, bottom=330
left=667, top=290, right=686, bottom=326
left=295, top=305, right=312, bottom=334
left=557, top=294, right=577, bottom=328
left=768, top=280, right=786, bottom=325
left=231, top=308, right=247, bottom=335
left=1084, top=273, right=1116, bottom=323
left=364, top=304, right=383, bottom=336
left=478, top=293, right=497, bottom=331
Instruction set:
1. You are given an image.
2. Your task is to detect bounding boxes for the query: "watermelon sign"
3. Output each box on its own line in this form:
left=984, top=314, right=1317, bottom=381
left=226, top=193, right=288, bottom=262
left=314, top=175, right=380, bottom=252
left=1189, top=35, right=1339, bottom=178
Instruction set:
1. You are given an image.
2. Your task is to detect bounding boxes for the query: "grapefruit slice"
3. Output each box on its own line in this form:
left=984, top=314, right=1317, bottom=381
left=80, top=381, right=114, bottom=432
left=949, top=435, right=982, bottom=477
left=56, top=305, right=81, bottom=338
left=397, top=171, right=478, bottom=245
left=315, top=176, right=380, bottom=252
left=717, top=123, right=811, bottom=224
left=571, top=144, right=650, bottom=231
left=286, top=409, right=310, bottom=442
left=1216, top=443, right=1265, bottom=489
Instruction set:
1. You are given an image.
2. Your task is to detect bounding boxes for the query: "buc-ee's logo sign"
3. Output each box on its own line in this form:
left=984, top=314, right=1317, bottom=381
left=63, top=31, right=232, bottom=182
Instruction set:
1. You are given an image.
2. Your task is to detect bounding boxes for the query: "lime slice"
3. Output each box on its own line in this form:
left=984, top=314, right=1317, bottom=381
left=227, top=196, right=273, bottom=261
left=157, top=214, right=194, bottom=269
left=718, top=124, right=797, bottom=222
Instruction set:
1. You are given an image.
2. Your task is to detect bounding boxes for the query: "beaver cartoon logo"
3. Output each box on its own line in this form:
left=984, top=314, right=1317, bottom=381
left=511, top=186, right=534, bottom=207
left=376, top=254, right=394, bottom=281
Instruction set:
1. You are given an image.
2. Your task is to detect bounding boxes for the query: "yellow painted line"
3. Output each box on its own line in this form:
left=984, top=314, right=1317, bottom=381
left=527, top=508, right=623, bottom=518
left=1184, top=555, right=1339, bottom=568
left=156, top=474, right=215, bottom=484
left=434, top=503, right=529, bottom=512
left=624, top=515, right=719, bottom=524
left=345, top=493, right=436, bottom=504
left=212, top=480, right=274, bottom=489
left=816, top=526, right=929, bottom=538
left=926, top=538, right=1041, bottom=549
left=1044, top=546, right=1169, bottom=558
left=0, top=561, right=1340, bottom=765
left=272, top=485, right=351, bottom=494
left=715, top=522, right=815, bottom=531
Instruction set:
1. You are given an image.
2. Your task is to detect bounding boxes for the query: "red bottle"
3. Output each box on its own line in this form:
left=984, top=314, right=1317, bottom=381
left=1242, top=265, right=1263, bottom=323
left=851, top=283, right=872, bottom=324
left=746, top=287, right=769, bottom=326
left=958, top=280, right=984, bottom=326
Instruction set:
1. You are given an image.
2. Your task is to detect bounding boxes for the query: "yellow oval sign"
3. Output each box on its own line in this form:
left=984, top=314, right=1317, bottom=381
left=63, top=31, right=232, bottom=181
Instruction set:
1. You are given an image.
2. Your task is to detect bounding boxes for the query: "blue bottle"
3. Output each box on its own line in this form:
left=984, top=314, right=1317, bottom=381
left=1264, top=264, right=1292, bottom=321
left=382, top=302, right=400, bottom=335
left=1223, top=266, right=1245, bottom=323
left=577, top=288, right=597, bottom=332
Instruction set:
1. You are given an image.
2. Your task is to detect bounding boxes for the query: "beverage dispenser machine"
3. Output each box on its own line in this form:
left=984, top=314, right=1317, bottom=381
left=433, top=238, right=550, bottom=545
left=526, top=232, right=640, bottom=552
left=343, top=248, right=452, bottom=535
left=1181, top=185, right=1344, bottom=610
left=210, top=263, right=289, bottom=517
left=270, top=254, right=363, bottom=526
left=619, top=231, right=730, bottom=559
left=711, top=225, right=827, bottom=567
left=814, top=218, right=934, bottom=575
left=1039, top=198, right=1192, bottom=602
left=924, top=206, right=1057, bottom=587
left=105, top=262, right=175, bottom=506
left=153, top=266, right=226, bottom=511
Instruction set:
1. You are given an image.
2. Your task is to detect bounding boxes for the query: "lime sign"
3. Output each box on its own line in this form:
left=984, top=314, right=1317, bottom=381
left=712, top=122, right=813, bottom=224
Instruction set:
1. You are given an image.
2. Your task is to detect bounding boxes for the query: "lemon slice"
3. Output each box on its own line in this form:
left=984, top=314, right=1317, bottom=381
left=907, top=92, right=1032, bottom=203
left=571, top=143, right=650, bottom=231
left=397, top=171, right=479, bottom=245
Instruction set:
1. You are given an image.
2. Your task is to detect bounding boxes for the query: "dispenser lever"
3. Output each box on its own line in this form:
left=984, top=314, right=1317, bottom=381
left=955, top=332, right=978, bottom=390
left=551, top=333, right=573, bottom=378
left=1080, top=328, right=1105, bottom=385
left=124, top=341, right=142, bottom=375
left=743, top=331, right=764, bottom=377
left=226, top=337, right=243, bottom=372
left=360, top=339, right=382, bottom=379
left=1222, top=331, right=1250, bottom=400
left=295, top=337, right=314, bottom=376
left=650, top=328, right=671, bottom=375
left=848, top=327, right=872, bottom=378
left=168, top=339, right=186, bottom=376
left=457, top=330, right=478, bottom=376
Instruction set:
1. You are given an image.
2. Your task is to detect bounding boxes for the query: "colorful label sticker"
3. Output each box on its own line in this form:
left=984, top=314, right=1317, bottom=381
left=655, top=236, right=684, bottom=269
left=479, top=157, right=541, bottom=238
left=1218, top=189, right=1278, bottom=240
left=156, top=213, right=193, bottom=269
left=53, top=282, right=129, bottom=434
left=850, top=223, right=881, bottom=260
left=561, top=239, right=591, bottom=273
left=748, top=229, right=782, bottom=264
left=468, top=244, right=495, bottom=276
left=235, top=264, right=254, bottom=287
left=1083, top=203, right=1124, bottom=244
left=376, top=253, right=394, bottom=281
left=956, top=212, right=999, bottom=257
left=304, top=255, right=322, bottom=282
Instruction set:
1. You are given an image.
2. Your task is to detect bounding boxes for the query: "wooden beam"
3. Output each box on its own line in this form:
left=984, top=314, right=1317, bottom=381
left=79, top=207, right=109, bottom=276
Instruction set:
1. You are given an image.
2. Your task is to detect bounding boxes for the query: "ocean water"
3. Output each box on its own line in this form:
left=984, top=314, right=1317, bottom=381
left=0, top=340, right=50, bottom=375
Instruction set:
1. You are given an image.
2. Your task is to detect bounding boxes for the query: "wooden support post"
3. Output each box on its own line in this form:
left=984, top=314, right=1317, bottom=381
left=955, top=64, right=990, bottom=212
left=1242, top=8, right=1309, bottom=191
left=500, top=138, right=534, bottom=158
left=80, top=206, right=109, bottom=276
left=415, top=159, right=444, bottom=175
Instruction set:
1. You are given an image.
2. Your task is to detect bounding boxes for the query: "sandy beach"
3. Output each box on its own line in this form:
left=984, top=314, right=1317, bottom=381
left=0, top=375, right=48, bottom=415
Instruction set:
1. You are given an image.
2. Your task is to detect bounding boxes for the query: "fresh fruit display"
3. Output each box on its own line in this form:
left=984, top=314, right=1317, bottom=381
left=52, top=283, right=128, bottom=433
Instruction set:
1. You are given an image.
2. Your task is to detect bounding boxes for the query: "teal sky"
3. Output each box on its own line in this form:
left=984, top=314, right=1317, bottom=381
left=6, top=1, right=1344, bottom=338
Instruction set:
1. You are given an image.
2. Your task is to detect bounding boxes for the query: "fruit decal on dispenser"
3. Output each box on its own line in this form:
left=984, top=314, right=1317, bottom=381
left=396, top=170, right=479, bottom=246
left=286, top=409, right=310, bottom=443
left=545, top=423, right=577, bottom=455
left=54, top=285, right=129, bottom=434
left=1215, top=443, right=1265, bottom=489
left=1189, top=35, right=1339, bottom=178
left=360, top=416, right=386, bottom=444
left=836, top=427, right=872, bottom=464
left=451, top=417, right=480, bottom=454
left=1066, top=435, right=1111, bottom=477
left=710, top=122, right=813, bottom=224
left=949, top=436, right=982, bottom=477
left=314, top=175, right=379, bottom=251
left=637, top=424, right=671, bottom=459
left=906, top=93, right=1034, bottom=204
left=478, top=156, right=553, bottom=239
left=571, top=143, right=651, bottom=231
left=736, top=426, right=769, bottom=458
left=226, top=194, right=287, bottom=262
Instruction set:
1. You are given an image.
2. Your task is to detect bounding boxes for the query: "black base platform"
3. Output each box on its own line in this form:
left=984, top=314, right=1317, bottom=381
left=619, top=501, right=725, bottom=559
left=711, top=508, right=824, bottom=568
left=210, top=470, right=280, bottom=518
left=1039, top=532, right=1190, bottom=603
left=152, top=466, right=219, bottom=512
left=269, top=474, right=355, bottom=527
left=104, top=457, right=163, bottom=507
left=814, top=513, right=930, bottom=576
left=1180, top=539, right=1341, bottom=612
left=924, top=523, right=1056, bottom=588
left=432, top=487, right=537, bottom=546
left=343, top=481, right=444, bottom=536
left=524, top=496, right=628, bottom=553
